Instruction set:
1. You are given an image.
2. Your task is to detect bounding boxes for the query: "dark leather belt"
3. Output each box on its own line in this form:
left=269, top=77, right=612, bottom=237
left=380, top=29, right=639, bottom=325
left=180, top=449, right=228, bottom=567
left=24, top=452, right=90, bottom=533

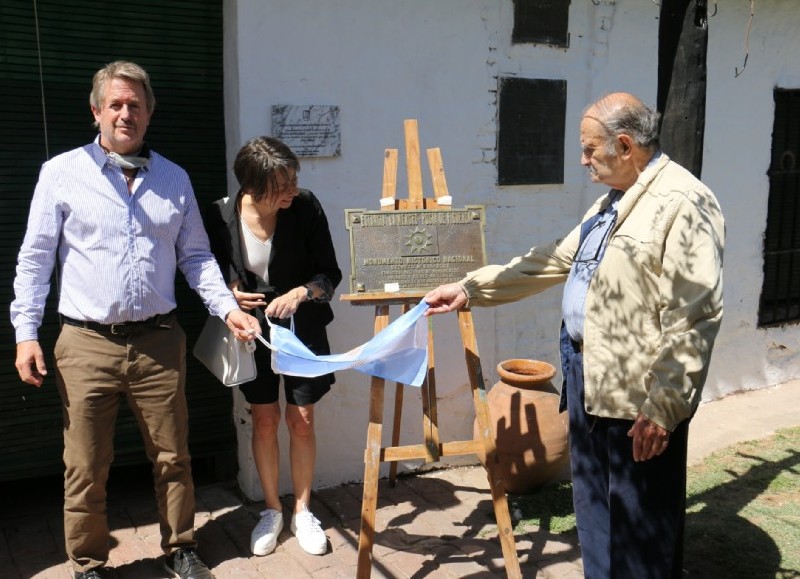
left=62, top=310, right=176, bottom=336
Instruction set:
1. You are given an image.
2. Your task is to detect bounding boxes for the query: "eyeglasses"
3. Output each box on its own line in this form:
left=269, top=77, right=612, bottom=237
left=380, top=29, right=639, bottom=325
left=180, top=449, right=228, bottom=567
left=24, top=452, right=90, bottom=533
left=574, top=215, right=615, bottom=264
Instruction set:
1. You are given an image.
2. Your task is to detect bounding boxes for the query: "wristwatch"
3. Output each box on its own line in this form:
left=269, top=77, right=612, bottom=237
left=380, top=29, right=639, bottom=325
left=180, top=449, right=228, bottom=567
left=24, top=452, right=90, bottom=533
left=303, top=285, right=314, bottom=301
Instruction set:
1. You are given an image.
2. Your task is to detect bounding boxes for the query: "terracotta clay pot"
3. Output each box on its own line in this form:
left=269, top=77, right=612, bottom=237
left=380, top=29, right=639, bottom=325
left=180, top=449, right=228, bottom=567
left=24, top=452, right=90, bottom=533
left=474, top=359, right=570, bottom=494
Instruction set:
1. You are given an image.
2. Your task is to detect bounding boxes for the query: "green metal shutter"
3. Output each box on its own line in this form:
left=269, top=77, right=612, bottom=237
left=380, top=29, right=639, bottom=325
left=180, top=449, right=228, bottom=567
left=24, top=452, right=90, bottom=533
left=0, top=0, right=235, bottom=481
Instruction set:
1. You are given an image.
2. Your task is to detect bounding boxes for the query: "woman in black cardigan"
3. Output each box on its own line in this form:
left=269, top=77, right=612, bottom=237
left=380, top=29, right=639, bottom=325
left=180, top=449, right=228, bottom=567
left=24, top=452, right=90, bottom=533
left=204, top=136, right=341, bottom=558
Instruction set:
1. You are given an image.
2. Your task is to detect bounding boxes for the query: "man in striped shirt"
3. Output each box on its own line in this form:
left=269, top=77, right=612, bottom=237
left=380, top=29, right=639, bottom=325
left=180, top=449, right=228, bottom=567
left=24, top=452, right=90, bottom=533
left=10, top=61, right=259, bottom=579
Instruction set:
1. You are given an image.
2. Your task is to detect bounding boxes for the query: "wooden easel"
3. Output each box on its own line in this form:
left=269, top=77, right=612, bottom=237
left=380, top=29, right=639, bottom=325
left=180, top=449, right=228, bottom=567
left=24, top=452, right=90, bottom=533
left=341, top=120, right=521, bottom=578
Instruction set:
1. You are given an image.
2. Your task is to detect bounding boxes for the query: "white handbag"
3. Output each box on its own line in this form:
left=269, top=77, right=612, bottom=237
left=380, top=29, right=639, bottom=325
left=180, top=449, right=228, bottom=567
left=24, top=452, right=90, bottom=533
left=193, top=315, right=257, bottom=387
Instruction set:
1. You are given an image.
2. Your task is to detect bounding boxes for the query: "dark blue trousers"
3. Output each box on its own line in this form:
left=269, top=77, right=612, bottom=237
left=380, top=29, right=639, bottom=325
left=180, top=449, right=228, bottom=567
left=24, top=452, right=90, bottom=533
left=565, top=342, right=688, bottom=579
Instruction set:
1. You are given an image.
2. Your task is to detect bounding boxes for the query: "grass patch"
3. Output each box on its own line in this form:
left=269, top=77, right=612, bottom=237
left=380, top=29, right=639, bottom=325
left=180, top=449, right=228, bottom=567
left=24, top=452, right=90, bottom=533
left=508, top=480, right=576, bottom=535
left=509, top=426, right=800, bottom=578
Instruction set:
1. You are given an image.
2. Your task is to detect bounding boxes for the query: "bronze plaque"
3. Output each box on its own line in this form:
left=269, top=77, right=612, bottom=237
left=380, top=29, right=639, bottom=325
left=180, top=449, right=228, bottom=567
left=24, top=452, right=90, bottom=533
left=344, top=207, right=487, bottom=294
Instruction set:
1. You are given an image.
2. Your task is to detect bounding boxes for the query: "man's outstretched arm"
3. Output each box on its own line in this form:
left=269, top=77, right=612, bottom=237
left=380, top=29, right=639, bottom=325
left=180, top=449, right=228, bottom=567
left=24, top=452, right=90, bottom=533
left=423, top=282, right=468, bottom=316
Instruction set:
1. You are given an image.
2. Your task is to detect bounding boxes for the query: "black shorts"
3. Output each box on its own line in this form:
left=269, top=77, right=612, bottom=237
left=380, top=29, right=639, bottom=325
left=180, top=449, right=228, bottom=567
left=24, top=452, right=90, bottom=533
left=237, top=324, right=334, bottom=406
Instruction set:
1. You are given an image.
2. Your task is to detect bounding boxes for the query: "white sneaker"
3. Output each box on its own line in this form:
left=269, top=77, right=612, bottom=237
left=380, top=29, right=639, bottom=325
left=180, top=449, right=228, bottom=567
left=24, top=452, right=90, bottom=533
left=251, top=508, right=284, bottom=556
left=290, top=504, right=327, bottom=555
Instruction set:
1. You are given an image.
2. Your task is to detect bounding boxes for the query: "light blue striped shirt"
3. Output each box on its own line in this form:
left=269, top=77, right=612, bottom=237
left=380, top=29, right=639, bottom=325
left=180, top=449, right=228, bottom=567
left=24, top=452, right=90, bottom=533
left=561, top=190, right=622, bottom=342
left=561, top=151, right=662, bottom=343
left=11, top=137, right=238, bottom=343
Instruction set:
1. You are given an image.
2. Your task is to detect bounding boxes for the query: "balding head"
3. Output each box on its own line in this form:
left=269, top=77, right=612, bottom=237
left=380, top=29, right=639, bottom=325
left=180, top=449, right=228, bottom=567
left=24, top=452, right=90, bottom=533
left=579, top=93, right=661, bottom=191
left=583, top=93, right=661, bottom=154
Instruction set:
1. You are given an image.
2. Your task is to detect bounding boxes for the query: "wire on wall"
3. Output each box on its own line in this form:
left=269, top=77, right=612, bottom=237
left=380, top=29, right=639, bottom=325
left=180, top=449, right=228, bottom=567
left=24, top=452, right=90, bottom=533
left=32, top=0, right=61, bottom=304
left=33, top=0, right=50, bottom=160
left=735, top=0, right=755, bottom=78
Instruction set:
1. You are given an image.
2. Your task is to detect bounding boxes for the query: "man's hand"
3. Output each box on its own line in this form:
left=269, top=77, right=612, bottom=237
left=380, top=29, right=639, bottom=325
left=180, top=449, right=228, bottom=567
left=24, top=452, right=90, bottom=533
left=225, top=309, right=261, bottom=341
left=627, top=412, right=670, bottom=462
left=423, top=282, right=468, bottom=317
left=16, top=340, right=47, bottom=387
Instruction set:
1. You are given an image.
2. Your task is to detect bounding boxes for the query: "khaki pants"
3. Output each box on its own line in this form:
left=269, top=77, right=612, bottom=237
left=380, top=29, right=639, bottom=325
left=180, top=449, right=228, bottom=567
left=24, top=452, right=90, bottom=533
left=54, top=319, right=196, bottom=571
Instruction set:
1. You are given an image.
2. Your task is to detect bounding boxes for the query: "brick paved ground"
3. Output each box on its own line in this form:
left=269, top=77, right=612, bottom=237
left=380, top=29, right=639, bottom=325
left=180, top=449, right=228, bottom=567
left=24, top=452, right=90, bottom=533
left=5, top=380, right=800, bottom=578
left=9, top=381, right=799, bottom=578
left=0, top=464, right=581, bottom=578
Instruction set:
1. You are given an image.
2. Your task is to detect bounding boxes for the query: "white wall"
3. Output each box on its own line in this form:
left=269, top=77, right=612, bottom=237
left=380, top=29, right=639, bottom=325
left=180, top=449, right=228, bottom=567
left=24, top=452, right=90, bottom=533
left=224, top=0, right=800, bottom=497
left=704, top=0, right=800, bottom=397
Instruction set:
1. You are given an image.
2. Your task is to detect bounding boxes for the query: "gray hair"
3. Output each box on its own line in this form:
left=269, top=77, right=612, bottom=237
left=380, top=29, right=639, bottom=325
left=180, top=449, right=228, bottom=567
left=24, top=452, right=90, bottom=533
left=589, top=95, right=661, bottom=154
left=90, top=61, right=156, bottom=128
left=233, top=136, right=300, bottom=202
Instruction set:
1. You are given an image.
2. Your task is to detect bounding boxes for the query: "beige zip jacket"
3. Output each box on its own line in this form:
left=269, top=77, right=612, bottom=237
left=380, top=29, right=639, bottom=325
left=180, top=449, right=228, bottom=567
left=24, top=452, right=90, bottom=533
left=461, top=153, right=724, bottom=431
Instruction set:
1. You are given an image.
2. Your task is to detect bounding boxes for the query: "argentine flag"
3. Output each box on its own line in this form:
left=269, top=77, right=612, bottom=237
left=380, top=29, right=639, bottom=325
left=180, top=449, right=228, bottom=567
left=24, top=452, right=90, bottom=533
left=254, top=299, right=430, bottom=387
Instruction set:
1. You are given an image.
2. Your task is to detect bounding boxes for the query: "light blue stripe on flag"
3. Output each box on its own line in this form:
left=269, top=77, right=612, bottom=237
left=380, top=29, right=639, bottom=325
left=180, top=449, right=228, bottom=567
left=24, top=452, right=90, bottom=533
left=254, top=299, right=430, bottom=387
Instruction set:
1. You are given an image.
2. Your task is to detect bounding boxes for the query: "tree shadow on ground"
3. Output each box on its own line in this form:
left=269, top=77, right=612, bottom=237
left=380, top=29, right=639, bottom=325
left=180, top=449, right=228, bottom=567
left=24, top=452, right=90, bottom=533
left=328, top=470, right=583, bottom=578
left=510, top=444, right=800, bottom=579
left=682, top=447, right=800, bottom=578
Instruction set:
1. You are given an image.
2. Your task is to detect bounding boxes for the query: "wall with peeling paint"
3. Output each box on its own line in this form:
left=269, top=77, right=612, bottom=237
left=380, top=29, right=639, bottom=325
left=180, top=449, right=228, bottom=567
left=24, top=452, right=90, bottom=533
left=222, top=0, right=800, bottom=496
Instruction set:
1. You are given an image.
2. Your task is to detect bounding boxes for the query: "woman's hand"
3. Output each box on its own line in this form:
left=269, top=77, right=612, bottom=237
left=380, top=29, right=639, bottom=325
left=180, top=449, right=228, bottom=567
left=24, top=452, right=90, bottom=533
left=231, top=282, right=266, bottom=311
left=265, top=287, right=307, bottom=319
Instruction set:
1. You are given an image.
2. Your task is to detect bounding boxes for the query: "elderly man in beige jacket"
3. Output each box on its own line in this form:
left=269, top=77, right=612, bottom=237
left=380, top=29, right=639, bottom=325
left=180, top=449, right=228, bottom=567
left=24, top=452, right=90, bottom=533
left=425, top=92, right=724, bottom=579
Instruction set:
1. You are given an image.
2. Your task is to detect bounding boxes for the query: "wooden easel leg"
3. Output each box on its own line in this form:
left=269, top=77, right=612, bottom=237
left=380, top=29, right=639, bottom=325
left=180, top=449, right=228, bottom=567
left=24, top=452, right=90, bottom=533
left=457, top=309, right=521, bottom=579
left=357, top=305, right=390, bottom=579
left=390, top=313, right=441, bottom=484
left=421, top=316, right=440, bottom=462
left=387, top=380, right=403, bottom=487
left=388, top=302, right=412, bottom=487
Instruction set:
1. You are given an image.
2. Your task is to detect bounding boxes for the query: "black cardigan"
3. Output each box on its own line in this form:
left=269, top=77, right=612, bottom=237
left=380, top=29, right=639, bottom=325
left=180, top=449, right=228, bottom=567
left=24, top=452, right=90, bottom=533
left=203, top=189, right=342, bottom=333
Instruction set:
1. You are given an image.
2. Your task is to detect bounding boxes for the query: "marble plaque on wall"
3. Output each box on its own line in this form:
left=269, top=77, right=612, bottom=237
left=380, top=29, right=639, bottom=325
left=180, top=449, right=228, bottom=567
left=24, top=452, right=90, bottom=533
left=271, top=104, right=341, bottom=157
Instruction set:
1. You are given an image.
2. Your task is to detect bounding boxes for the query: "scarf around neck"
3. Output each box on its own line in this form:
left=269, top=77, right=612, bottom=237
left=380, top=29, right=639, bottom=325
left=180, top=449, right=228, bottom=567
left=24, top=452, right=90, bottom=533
left=101, top=141, right=151, bottom=170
